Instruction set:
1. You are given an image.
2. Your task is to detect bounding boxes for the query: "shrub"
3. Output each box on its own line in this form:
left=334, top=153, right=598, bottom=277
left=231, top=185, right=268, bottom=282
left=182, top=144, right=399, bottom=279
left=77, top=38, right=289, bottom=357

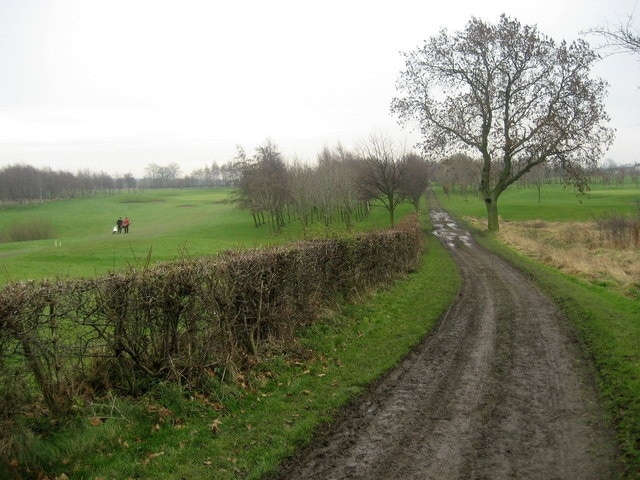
left=594, top=211, right=639, bottom=249
left=0, top=218, right=57, bottom=243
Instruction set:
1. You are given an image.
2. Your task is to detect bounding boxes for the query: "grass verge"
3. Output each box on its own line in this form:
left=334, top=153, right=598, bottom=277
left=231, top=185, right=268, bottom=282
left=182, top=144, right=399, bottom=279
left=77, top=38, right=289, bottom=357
left=3, top=215, right=460, bottom=480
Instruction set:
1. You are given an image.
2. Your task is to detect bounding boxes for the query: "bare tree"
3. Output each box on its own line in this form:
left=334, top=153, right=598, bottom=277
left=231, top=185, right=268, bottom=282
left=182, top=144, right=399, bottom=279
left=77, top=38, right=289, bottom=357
left=166, top=163, right=181, bottom=183
left=232, top=147, right=262, bottom=227
left=521, top=162, right=548, bottom=204
left=233, top=140, right=291, bottom=233
left=121, top=173, right=138, bottom=191
left=288, top=160, right=318, bottom=229
left=392, top=15, right=614, bottom=231
left=143, top=162, right=182, bottom=187
left=441, top=153, right=482, bottom=199
left=399, top=153, right=430, bottom=212
left=144, top=163, right=164, bottom=187
left=221, top=161, right=241, bottom=187
left=315, top=144, right=362, bottom=227
left=589, top=11, right=640, bottom=57
left=355, top=134, right=407, bottom=226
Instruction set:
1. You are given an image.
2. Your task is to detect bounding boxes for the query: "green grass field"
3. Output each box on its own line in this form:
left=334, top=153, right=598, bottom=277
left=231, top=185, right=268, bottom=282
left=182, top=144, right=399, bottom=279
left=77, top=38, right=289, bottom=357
left=437, top=183, right=640, bottom=477
left=0, top=189, right=268, bottom=283
left=439, top=181, right=640, bottom=223
left=0, top=189, right=397, bottom=285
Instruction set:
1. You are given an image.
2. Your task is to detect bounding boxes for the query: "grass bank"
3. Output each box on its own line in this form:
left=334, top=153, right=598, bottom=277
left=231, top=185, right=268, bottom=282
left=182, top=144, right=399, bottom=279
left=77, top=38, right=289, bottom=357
left=438, top=188, right=640, bottom=477
left=3, top=214, right=460, bottom=480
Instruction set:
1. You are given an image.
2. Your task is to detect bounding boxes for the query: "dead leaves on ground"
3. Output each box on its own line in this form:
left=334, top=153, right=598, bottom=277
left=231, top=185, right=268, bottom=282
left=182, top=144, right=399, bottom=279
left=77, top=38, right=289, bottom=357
left=211, top=417, right=222, bottom=434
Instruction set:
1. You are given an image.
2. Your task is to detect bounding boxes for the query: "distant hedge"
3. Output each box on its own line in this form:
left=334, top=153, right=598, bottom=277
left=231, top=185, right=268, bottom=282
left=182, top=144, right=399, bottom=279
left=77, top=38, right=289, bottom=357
left=0, top=214, right=422, bottom=421
left=0, top=218, right=57, bottom=243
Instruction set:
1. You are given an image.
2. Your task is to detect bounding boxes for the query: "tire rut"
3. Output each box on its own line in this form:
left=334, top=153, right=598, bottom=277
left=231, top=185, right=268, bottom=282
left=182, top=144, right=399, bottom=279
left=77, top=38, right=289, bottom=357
left=273, top=208, right=617, bottom=480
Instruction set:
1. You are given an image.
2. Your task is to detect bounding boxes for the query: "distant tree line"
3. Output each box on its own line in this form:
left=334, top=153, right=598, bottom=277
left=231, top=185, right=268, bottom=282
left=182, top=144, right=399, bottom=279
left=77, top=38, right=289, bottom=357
left=140, top=162, right=239, bottom=188
left=0, top=164, right=138, bottom=203
left=0, top=161, right=241, bottom=203
left=2, top=146, right=634, bottom=211
left=232, top=136, right=430, bottom=232
left=432, top=153, right=639, bottom=201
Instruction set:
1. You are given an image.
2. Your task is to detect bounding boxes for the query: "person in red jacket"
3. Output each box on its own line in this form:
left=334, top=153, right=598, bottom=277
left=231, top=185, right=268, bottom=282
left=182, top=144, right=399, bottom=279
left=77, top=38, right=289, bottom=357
left=122, top=217, right=130, bottom=233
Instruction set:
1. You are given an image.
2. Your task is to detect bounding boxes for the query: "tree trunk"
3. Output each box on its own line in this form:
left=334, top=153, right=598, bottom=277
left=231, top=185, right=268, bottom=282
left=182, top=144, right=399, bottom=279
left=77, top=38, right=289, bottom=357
left=537, top=184, right=541, bottom=204
left=484, top=196, right=499, bottom=231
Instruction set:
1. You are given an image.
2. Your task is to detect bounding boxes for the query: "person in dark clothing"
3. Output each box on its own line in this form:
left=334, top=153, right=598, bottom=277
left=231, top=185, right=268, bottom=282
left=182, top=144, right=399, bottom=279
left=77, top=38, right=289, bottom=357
left=116, top=217, right=123, bottom=234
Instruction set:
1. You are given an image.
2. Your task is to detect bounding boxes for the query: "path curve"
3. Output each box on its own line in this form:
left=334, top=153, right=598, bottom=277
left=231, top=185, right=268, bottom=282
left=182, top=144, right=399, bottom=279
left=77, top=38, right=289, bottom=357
left=274, top=208, right=617, bottom=480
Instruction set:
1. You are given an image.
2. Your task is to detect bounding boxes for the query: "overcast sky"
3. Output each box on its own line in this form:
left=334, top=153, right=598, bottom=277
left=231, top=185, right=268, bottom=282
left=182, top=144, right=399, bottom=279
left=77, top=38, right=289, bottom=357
left=1, top=0, right=638, bottom=177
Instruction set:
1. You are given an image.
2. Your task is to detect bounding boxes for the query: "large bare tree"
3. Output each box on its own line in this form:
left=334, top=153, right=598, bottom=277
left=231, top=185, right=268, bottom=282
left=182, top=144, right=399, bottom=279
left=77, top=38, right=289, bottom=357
left=392, top=15, right=614, bottom=231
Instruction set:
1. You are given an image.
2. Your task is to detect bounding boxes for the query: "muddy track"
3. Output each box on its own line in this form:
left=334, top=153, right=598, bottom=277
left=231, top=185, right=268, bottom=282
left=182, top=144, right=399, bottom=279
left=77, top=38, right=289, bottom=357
left=274, top=209, right=618, bottom=480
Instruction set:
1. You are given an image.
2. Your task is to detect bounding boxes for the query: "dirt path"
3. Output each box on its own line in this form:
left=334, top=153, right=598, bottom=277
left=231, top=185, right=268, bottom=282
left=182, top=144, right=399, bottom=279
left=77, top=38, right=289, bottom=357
left=274, top=209, right=618, bottom=480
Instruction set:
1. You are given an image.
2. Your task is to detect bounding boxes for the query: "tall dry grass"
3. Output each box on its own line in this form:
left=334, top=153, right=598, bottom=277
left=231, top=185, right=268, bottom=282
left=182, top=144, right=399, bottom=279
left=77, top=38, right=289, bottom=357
left=492, top=219, right=640, bottom=296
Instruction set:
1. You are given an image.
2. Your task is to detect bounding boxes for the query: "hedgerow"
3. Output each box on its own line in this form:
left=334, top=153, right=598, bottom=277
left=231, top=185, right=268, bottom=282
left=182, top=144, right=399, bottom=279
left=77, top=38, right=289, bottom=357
left=0, top=216, right=422, bottom=436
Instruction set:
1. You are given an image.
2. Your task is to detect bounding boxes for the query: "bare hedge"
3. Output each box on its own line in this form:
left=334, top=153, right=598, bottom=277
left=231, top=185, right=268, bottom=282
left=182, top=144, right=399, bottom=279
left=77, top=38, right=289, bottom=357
left=0, top=215, right=422, bottom=419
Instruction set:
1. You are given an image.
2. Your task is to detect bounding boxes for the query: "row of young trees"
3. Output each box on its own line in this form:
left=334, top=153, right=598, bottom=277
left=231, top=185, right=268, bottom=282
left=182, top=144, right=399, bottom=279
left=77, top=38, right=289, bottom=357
left=232, top=137, right=430, bottom=232
left=143, top=162, right=240, bottom=188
